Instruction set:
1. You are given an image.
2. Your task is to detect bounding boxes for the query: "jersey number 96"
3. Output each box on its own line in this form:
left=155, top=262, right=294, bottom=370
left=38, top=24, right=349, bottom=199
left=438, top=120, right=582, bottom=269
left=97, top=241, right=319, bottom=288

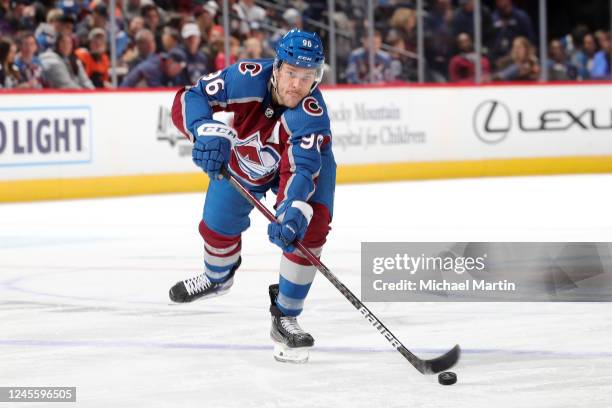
left=300, top=134, right=324, bottom=151
left=201, top=71, right=225, bottom=96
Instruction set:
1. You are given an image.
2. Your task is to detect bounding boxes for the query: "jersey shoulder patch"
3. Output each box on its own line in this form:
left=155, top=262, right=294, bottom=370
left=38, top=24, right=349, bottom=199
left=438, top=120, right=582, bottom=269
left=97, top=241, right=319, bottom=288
left=282, top=89, right=331, bottom=138
left=237, top=60, right=265, bottom=77
left=223, top=58, right=274, bottom=102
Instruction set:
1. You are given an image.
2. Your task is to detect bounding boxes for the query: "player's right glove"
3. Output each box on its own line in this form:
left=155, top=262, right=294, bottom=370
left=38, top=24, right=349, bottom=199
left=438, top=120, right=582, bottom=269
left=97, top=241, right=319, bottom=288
left=192, top=137, right=231, bottom=179
left=268, top=200, right=313, bottom=253
left=192, top=122, right=236, bottom=179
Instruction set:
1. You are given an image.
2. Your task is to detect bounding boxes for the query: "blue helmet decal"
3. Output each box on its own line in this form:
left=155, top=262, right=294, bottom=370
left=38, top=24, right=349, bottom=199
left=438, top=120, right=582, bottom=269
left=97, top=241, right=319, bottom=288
left=275, top=29, right=325, bottom=70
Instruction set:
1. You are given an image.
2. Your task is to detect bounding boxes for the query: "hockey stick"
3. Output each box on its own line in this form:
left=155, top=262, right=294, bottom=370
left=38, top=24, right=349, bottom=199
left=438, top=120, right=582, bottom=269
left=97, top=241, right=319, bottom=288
left=219, top=167, right=460, bottom=374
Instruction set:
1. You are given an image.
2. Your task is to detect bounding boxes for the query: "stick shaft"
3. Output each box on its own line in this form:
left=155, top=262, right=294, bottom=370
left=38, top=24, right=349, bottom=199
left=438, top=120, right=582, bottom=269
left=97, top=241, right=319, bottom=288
left=221, top=169, right=423, bottom=368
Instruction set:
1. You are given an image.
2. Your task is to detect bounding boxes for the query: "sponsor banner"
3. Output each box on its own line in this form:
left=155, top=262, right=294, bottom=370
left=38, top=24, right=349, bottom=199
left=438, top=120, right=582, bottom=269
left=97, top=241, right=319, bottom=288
left=0, top=106, right=91, bottom=167
left=1, top=84, right=612, bottom=185
left=0, top=92, right=194, bottom=181
left=325, top=88, right=428, bottom=164
left=361, top=242, right=612, bottom=302
left=326, top=85, right=612, bottom=163
left=463, top=85, right=612, bottom=158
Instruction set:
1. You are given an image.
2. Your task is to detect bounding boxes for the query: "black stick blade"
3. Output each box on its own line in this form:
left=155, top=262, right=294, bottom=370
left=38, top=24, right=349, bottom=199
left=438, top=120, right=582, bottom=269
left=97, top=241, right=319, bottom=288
left=398, top=344, right=461, bottom=374
left=418, top=344, right=461, bottom=374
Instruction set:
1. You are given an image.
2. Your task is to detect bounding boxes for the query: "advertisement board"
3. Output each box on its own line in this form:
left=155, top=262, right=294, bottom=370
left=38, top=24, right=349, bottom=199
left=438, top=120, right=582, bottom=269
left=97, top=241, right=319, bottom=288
left=1, top=83, right=612, bottom=201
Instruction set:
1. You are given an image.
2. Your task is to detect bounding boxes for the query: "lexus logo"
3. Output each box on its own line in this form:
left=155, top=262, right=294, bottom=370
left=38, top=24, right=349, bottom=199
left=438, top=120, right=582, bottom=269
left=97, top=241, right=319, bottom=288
left=473, top=100, right=512, bottom=144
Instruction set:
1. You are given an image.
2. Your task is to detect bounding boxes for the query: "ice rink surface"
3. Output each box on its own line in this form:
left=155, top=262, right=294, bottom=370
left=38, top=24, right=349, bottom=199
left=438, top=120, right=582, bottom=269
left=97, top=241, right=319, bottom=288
left=1, top=174, right=612, bottom=408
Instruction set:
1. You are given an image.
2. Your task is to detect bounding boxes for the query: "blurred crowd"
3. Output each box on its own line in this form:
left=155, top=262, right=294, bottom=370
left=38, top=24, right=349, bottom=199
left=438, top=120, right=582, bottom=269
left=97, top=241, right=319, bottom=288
left=0, top=0, right=610, bottom=90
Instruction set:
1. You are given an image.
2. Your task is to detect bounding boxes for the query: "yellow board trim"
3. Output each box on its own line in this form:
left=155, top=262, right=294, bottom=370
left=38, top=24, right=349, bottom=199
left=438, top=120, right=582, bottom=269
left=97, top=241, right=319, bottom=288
left=2, top=156, right=612, bottom=203
left=337, top=155, right=612, bottom=183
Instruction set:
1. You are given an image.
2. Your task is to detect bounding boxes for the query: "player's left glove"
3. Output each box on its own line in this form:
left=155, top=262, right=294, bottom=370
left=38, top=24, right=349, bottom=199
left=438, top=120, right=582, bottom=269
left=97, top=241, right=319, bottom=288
left=268, top=200, right=313, bottom=253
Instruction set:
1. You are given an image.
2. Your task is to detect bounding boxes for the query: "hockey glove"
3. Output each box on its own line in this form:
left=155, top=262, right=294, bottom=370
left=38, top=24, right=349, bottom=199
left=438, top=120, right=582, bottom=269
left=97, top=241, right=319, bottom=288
left=268, top=200, right=313, bottom=253
left=192, top=136, right=231, bottom=179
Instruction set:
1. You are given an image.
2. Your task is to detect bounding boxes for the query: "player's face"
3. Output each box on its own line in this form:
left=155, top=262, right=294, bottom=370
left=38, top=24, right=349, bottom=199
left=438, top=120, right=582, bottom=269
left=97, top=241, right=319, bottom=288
left=275, top=64, right=317, bottom=108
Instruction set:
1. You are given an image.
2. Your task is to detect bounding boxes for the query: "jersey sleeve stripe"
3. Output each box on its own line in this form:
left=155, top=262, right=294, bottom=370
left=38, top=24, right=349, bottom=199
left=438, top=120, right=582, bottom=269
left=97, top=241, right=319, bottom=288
left=171, top=87, right=195, bottom=142
left=280, top=115, right=293, bottom=137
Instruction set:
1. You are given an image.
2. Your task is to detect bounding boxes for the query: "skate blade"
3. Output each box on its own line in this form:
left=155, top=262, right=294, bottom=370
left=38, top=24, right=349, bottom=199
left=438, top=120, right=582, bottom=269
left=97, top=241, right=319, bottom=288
left=167, top=287, right=232, bottom=305
left=273, top=342, right=310, bottom=364
left=168, top=279, right=234, bottom=305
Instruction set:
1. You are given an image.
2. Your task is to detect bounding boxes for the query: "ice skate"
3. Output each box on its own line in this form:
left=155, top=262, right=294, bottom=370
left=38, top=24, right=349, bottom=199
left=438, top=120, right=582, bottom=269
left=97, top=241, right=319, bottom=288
left=268, top=284, right=314, bottom=363
left=169, top=257, right=241, bottom=303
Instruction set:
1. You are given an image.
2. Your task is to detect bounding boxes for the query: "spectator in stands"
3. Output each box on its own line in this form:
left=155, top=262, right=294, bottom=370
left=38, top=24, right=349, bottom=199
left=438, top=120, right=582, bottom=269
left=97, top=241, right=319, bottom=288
left=202, top=24, right=224, bottom=72
left=302, top=0, right=326, bottom=31
left=242, top=37, right=263, bottom=59
left=448, top=32, right=490, bottom=82
left=270, top=8, right=303, bottom=50
left=161, top=26, right=180, bottom=53
left=345, top=31, right=394, bottom=84
left=248, top=22, right=276, bottom=58
left=76, top=3, right=128, bottom=57
left=75, top=28, right=110, bottom=88
left=57, top=14, right=75, bottom=38
left=387, top=8, right=417, bottom=55
left=329, top=8, right=355, bottom=83
left=179, top=22, right=208, bottom=84
left=2, top=0, right=38, bottom=34
left=194, top=2, right=219, bottom=44
left=492, top=36, right=539, bottom=81
left=124, top=0, right=144, bottom=22
left=14, top=32, right=45, bottom=89
left=233, top=0, right=266, bottom=37
left=107, top=0, right=126, bottom=28
left=120, top=47, right=189, bottom=88
left=388, top=37, right=418, bottom=82
left=57, top=0, right=89, bottom=20
left=283, top=8, right=303, bottom=30
left=490, top=0, right=536, bottom=64
left=0, top=2, right=9, bottom=34
left=128, top=16, right=145, bottom=39
left=546, top=39, right=577, bottom=81
left=123, top=28, right=156, bottom=70
left=428, top=0, right=454, bottom=32
left=40, top=32, right=94, bottom=89
left=76, top=3, right=107, bottom=46
left=595, top=30, right=608, bottom=50
left=425, top=0, right=454, bottom=82
left=141, top=4, right=163, bottom=52
left=572, top=33, right=598, bottom=80
left=0, top=1, right=14, bottom=35
left=214, top=35, right=240, bottom=71
left=590, top=32, right=611, bottom=79
left=35, top=8, right=65, bottom=52
left=1, top=0, right=22, bottom=34
left=0, top=37, right=20, bottom=88
left=563, top=24, right=589, bottom=61
left=451, top=0, right=494, bottom=53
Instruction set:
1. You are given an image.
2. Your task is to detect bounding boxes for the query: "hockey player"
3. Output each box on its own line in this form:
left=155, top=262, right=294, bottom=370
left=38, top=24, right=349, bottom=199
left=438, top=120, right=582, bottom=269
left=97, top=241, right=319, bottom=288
left=169, top=29, right=335, bottom=363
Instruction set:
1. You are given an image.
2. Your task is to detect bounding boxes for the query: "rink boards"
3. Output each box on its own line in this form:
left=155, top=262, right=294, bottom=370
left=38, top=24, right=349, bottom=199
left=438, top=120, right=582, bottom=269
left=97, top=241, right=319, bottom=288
left=1, top=82, right=612, bottom=201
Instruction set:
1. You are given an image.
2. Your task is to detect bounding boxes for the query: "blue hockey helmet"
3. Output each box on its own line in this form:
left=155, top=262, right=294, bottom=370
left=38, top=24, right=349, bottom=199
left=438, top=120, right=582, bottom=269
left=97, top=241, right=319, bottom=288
left=274, top=29, right=325, bottom=90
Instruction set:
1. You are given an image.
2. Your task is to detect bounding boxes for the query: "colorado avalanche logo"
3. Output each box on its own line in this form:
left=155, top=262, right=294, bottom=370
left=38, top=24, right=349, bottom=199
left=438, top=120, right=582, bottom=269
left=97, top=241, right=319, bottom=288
left=302, top=96, right=324, bottom=117
left=238, top=62, right=263, bottom=76
left=233, top=131, right=281, bottom=180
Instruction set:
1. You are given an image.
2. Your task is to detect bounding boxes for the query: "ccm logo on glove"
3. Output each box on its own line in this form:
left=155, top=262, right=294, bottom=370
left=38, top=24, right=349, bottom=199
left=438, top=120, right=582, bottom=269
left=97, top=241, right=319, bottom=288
left=196, top=123, right=237, bottom=141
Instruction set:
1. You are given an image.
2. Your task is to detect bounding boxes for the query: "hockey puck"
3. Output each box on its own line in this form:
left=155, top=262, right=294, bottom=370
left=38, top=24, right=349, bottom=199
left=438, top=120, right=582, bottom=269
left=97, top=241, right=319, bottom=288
left=438, top=371, right=457, bottom=385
